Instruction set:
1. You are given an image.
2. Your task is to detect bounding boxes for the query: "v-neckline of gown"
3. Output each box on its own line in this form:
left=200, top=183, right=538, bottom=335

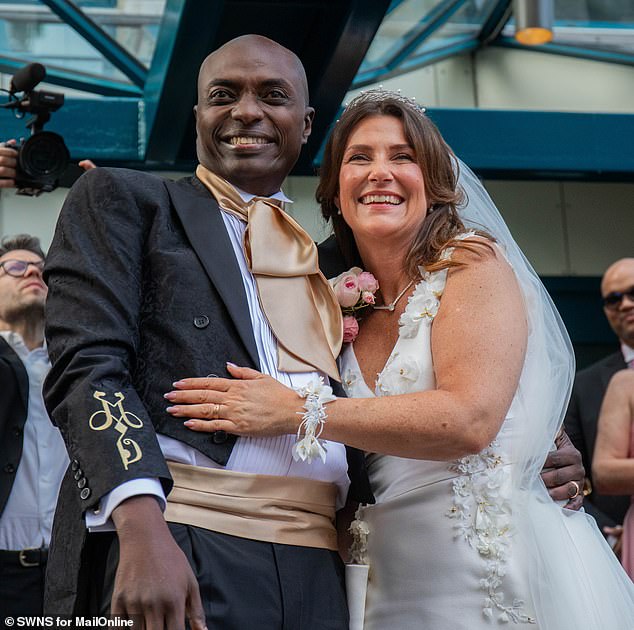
left=345, top=318, right=407, bottom=398
left=343, top=267, right=452, bottom=397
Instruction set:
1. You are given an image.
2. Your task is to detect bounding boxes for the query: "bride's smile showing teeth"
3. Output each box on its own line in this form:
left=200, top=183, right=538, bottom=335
left=228, top=136, right=270, bottom=145
left=360, top=194, right=403, bottom=205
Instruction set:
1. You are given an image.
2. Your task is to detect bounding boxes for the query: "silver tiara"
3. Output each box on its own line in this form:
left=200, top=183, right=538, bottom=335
left=342, top=86, right=426, bottom=117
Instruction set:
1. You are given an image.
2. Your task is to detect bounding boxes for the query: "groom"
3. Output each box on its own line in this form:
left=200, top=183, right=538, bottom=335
left=43, top=33, right=583, bottom=629
left=43, top=34, right=357, bottom=628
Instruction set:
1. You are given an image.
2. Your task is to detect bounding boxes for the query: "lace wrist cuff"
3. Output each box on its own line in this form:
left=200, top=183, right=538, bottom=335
left=292, top=376, right=336, bottom=464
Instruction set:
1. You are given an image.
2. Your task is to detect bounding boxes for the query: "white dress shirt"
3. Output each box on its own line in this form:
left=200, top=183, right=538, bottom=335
left=87, top=188, right=349, bottom=530
left=622, top=343, right=634, bottom=367
left=0, top=331, right=68, bottom=550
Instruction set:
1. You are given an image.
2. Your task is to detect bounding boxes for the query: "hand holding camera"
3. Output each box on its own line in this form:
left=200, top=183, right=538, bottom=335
left=0, top=140, right=17, bottom=188
left=0, top=140, right=95, bottom=190
left=0, top=63, right=96, bottom=195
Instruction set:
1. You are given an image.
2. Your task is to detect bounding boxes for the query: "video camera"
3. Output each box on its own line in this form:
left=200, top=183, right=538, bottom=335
left=1, top=63, right=73, bottom=196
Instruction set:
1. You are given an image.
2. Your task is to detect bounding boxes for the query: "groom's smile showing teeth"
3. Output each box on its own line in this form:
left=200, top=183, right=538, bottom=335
left=228, top=136, right=271, bottom=146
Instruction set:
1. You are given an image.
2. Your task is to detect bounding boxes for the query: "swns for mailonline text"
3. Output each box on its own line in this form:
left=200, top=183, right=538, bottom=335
left=3, top=618, right=140, bottom=629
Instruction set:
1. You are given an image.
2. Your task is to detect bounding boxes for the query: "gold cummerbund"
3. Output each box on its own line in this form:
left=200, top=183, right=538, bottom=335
left=165, top=461, right=338, bottom=550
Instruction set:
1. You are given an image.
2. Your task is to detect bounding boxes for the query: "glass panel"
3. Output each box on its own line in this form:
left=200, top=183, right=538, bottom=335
left=74, top=0, right=166, bottom=66
left=551, top=25, right=634, bottom=56
left=0, top=0, right=166, bottom=85
left=413, top=0, right=498, bottom=56
left=502, top=22, right=634, bottom=56
left=555, top=0, right=634, bottom=23
left=361, top=0, right=498, bottom=73
left=360, top=0, right=444, bottom=69
left=500, top=1, right=634, bottom=56
left=0, top=2, right=131, bottom=83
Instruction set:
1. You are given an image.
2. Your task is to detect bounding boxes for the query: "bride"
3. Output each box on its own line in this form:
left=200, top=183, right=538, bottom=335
left=166, top=90, right=634, bottom=628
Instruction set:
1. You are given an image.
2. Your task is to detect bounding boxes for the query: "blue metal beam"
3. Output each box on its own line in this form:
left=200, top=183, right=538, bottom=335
left=0, top=57, right=142, bottom=97
left=479, top=0, right=511, bottom=43
left=353, top=37, right=479, bottom=87
left=143, top=0, right=225, bottom=164
left=426, top=108, right=634, bottom=177
left=494, top=36, right=634, bottom=67
left=40, top=0, right=148, bottom=87
left=363, top=0, right=469, bottom=77
left=0, top=97, right=143, bottom=161
left=386, top=0, right=407, bottom=15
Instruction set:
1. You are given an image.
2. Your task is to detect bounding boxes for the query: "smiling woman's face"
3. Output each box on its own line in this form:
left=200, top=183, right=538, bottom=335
left=335, top=114, right=427, bottom=249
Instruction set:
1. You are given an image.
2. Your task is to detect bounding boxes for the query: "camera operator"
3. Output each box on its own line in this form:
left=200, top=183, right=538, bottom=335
left=0, top=139, right=95, bottom=188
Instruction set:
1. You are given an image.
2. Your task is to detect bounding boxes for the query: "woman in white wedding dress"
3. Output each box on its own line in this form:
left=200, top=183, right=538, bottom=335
left=167, top=91, right=634, bottom=629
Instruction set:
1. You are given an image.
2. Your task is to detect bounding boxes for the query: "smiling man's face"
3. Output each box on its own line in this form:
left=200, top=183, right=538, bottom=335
left=194, top=35, right=314, bottom=197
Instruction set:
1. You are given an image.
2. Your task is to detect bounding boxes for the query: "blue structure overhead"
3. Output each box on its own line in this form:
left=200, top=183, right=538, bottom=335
left=0, top=0, right=632, bottom=178
left=1, top=0, right=394, bottom=171
left=40, top=0, right=148, bottom=87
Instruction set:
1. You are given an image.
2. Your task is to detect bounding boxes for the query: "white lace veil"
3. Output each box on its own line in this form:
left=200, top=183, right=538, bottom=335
left=456, top=159, right=634, bottom=629
left=455, top=159, right=574, bottom=475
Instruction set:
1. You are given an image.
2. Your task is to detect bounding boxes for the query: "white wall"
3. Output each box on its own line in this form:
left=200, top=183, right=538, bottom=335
left=474, top=48, right=634, bottom=113
left=0, top=186, right=67, bottom=250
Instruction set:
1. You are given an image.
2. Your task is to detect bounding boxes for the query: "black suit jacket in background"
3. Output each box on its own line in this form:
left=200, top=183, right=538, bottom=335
left=43, top=168, right=370, bottom=613
left=0, top=338, right=29, bottom=520
left=564, top=350, right=630, bottom=531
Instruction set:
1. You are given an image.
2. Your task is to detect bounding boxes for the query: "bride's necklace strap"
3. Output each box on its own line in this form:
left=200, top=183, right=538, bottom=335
left=373, top=279, right=414, bottom=312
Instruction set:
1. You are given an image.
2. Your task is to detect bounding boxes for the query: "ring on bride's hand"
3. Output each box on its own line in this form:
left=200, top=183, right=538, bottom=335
left=567, top=480, right=581, bottom=499
left=212, top=403, right=221, bottom=420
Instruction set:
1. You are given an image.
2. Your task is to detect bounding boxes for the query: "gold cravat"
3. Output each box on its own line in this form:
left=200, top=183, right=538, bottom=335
left=196, top=165, right=342, bottom=381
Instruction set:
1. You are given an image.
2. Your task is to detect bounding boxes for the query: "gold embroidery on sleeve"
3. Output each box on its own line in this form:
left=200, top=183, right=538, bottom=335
left=89, top=391, right=144, bottom=469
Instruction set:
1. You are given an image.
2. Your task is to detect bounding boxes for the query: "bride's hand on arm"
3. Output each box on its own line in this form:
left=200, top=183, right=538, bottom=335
left=164, top=365, right=302, bottom=436
left=166, top=244, right=528, bottom=460
left=318, top=245, right=528, bottom=460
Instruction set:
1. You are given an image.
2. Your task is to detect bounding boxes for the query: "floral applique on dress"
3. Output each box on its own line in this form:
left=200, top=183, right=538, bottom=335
left=447, top=445, right=535, bottom=624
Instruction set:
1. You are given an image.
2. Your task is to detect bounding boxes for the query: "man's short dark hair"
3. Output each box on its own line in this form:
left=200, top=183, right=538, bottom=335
left=0, top=234, right=46, bottom=260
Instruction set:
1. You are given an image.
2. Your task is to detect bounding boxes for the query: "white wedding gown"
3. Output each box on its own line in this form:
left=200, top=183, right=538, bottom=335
left=340, top=262, right=634, bottom=629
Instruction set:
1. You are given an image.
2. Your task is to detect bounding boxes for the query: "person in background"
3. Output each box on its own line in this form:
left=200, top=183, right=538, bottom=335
left=0, top=234, right=67, bottom=616
left=565, top=258, right=634, bottom=552
left=593, top=368, right=634, bottom=579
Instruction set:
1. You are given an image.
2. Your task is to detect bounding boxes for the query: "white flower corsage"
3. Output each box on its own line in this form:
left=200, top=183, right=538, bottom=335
left=292, top=376, right=337, bottom=463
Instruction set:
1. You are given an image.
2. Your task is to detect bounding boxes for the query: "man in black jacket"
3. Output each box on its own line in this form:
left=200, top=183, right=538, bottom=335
left=44, top=35, right=355, bottom=629
left=565, top=258, right=634, bottom=550
left=0, top=234, right=67, bottom=615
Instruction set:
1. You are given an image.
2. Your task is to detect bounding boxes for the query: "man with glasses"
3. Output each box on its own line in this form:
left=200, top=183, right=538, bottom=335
left=0, top=234, right=68, bottom=615
left=565, top=257, right=634, bottom=552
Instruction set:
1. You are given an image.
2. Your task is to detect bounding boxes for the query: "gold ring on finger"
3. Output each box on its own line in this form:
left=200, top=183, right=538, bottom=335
left=567, top=480, right=581, bottom=499
left=212, top=403, right=221, bottom=420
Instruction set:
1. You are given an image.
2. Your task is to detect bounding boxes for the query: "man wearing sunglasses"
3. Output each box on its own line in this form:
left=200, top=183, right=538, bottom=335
left=565, top=257, right=634, bottom=552
left=0, top=234, right=68, bottom=615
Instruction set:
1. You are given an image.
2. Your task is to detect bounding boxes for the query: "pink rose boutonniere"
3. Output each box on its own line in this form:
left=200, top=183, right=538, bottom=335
left=329, top=267, right=379, bottom=343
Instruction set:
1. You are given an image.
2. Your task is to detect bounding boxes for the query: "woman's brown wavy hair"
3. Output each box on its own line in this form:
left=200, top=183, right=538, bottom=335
left=316, top=93, right=491, bottom=277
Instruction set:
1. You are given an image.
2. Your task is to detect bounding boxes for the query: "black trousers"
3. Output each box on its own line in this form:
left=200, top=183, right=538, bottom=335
left=0, top=558, right=45, bottom=618
left=89, top=524, right=349, bottom=629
